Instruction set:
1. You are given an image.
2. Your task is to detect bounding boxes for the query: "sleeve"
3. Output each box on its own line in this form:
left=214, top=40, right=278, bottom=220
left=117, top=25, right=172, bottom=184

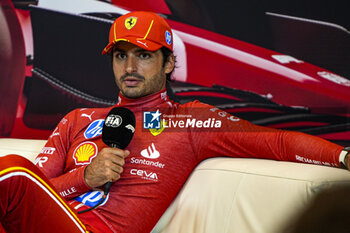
left=34, top=110, right=91, bottom=199
left=186, top=101, right=343, bottom=168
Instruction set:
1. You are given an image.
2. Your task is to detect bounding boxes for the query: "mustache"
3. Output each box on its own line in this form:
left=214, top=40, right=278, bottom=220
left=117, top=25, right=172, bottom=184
left=121, top=73, right=145, bottom=81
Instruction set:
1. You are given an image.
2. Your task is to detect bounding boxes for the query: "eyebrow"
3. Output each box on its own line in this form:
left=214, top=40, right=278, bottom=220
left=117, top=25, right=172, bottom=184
left=113, top=47, right=153, bottom=53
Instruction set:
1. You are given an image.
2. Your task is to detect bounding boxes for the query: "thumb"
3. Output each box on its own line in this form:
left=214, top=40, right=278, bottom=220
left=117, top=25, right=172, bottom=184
left=124, top=150, right=130, bottom=158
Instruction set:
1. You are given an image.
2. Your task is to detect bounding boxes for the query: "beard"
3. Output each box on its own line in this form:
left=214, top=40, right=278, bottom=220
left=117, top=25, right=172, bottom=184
left=116, top=72, right=166, bottom=99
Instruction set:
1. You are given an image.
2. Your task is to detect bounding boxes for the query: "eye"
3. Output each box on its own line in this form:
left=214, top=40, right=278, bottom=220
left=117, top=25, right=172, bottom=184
left=139, top=52, right=151, bottom=59
left=115, top=53, right=126, bottom=60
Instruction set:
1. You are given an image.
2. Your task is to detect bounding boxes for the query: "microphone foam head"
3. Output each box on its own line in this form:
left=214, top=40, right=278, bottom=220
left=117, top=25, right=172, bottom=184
left=102, top=107, right=136, bottom=149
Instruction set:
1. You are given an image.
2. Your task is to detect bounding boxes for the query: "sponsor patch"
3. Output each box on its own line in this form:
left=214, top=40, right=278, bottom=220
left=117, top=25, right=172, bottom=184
left=137, top=40, right=148, bottom=48
left=161, top=91, right=168, bottom=100
left=34, top=157, right=48, bottom=167
left=74, top=190, right=109, bottom=207
left=84, top=119, right=104, bottom=139
left=60, top=187, right=77, bottom=197
left=40, top=147, right=56, bottom=155
left=73, top=142, right=98, bottom=165
left=130, top=169, right=158, bottom=181
left=165, top=30, right=172, bottom=45
left=81, top=111, right=95, bottom=121
left=141, top=143, right=160, bottom=159
left=50, top=127, right=60, bottom=138
left=130, top=157, right=165, bottom=168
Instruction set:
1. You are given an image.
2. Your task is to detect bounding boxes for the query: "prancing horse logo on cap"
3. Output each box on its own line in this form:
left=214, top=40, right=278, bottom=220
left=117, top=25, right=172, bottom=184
left=125, top=17, right=137, bottom=30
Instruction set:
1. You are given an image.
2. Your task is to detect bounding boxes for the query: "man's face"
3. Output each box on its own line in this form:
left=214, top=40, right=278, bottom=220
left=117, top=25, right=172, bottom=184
left=112, top=41, right=174, bottom=99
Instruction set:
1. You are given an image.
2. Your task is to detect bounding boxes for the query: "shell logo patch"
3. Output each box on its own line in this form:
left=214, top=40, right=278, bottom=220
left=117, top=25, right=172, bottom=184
left=125, top=17, right=137, bottom=30
left=73, top=142, right=98, bottom=165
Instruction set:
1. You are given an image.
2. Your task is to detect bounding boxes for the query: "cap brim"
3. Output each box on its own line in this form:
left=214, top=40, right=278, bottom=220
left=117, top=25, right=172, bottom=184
left=102, top=37, right=163, bottom=55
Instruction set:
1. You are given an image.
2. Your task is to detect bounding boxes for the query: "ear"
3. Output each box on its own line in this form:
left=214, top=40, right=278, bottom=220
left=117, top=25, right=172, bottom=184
left=164, top=53, right=175, bottom=75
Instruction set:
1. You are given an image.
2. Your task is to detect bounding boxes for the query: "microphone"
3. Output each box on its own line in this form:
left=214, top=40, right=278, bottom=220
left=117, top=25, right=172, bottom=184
left=102, top=107, right=136, bottom=194
left=78, top=107, right=135, bottom=214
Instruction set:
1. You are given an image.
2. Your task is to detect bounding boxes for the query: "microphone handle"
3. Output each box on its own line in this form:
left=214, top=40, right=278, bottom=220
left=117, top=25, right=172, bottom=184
left=103, top=143, right=120, bottom=195
left=104, top=181, right=112, bottom=195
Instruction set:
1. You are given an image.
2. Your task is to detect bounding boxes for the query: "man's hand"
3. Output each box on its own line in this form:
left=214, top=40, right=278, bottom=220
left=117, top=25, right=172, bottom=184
left=84, top=147, right=130, bottom=188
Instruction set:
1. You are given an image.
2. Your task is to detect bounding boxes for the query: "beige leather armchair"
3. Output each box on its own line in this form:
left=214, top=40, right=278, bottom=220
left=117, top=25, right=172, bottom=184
left=1, top=138, right=350, bottom=233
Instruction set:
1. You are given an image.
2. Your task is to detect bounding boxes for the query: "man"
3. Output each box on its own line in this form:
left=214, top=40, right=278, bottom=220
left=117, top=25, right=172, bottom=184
left=1, top=11, right=349, bottom=233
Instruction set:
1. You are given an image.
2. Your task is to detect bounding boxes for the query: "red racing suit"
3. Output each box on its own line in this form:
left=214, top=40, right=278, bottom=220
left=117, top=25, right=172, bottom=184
left=35, top=89, right=343, bottom=233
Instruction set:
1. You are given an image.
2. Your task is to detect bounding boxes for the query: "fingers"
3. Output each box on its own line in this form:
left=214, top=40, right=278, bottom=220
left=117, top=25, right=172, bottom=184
left=84, top=147, right=130, bottom=188
left=103, top=159, right=124, bottom=175
left=101, top=148, right=130, bottom=167
left=104, top=163, right=122, bottom=183
left=102, top=147, right=130, bottom=159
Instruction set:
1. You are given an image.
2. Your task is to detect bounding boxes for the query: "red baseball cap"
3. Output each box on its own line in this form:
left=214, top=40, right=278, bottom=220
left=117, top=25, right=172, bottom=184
left=102, top=11, right=173, bottom=55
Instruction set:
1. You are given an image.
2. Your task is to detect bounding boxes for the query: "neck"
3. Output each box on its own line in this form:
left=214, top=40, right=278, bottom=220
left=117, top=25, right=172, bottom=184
left=115, top=89, right=169, bottom=111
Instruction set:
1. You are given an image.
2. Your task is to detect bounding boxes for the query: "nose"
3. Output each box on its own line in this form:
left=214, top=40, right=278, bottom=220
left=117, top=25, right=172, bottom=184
left=125, top=55, right=137, bottom=74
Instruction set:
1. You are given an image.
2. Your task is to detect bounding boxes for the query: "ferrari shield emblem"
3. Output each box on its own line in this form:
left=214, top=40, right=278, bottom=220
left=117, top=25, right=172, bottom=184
left=149, top=120, right=167, bottom=136
left=125, top=17, right=137, bottom=30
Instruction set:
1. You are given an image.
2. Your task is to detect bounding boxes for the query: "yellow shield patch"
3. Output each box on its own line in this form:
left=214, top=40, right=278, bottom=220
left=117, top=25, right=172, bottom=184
left=73, top=142, right=98, bottom=165
left=149, top=120, right=167, bottom=136
left=125, top=17, right=137, bottom=30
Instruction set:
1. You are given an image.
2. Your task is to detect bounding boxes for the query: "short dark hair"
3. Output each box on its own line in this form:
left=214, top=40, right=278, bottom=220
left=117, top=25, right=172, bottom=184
left=160, top=47, right=176, bottom=81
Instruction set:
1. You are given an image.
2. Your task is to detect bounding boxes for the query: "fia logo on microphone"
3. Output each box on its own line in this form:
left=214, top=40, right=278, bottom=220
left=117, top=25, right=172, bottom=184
left=105, top=114, right=122, bottom=128
left=143, top=110, right=161, bottom=129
